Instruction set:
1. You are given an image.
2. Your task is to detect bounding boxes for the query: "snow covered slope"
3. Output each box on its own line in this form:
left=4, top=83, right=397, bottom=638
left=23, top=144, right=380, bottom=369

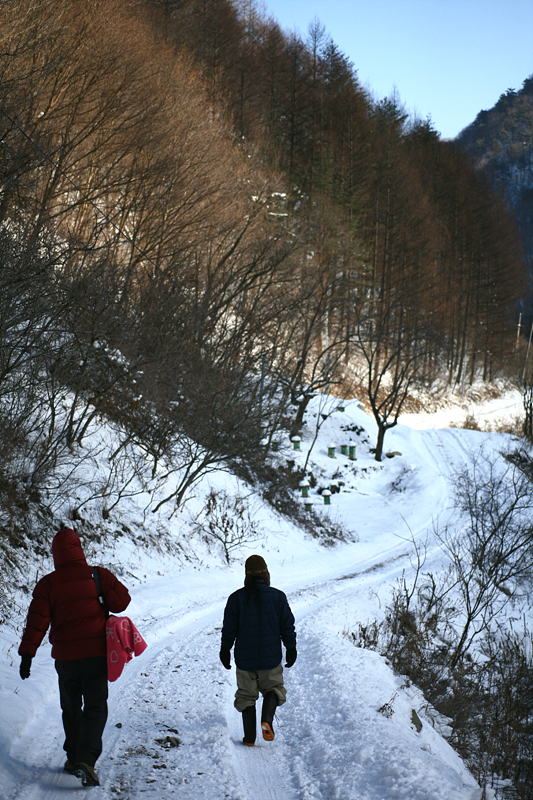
left=0, top=392, right=524, bottom=800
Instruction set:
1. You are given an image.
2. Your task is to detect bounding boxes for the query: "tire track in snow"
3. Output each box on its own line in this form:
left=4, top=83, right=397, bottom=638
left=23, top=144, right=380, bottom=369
left=98, top=595, right=302, bottom=800
left=101, top=604, right=237, bottom=799
left=417, top=427, right=479, bottom=484
left=225, top=680, right=299, bottom=800
left=268, top=426, right=484, bottom=800
left=280, top=621, right=480, bottom=800
left=2, top=690, right=81, bottom=800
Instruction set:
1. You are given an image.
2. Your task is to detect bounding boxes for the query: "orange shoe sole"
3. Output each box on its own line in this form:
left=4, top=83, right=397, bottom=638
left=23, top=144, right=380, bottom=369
left=261, top=722, right=275, bottom=741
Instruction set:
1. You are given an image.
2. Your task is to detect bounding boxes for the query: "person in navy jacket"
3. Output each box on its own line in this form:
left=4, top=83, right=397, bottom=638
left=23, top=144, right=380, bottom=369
left=220, top=554, right=297, bottom=745
left=18, top=527, right=130, bottom=786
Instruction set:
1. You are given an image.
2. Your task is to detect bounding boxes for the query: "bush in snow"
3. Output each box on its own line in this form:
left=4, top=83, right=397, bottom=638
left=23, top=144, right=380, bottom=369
left=192, top=489, right=261, bottom=564
left=346, top=445, right=533, bottom=799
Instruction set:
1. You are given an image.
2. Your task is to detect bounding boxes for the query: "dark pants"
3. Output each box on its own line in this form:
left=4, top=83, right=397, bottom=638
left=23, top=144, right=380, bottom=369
left=55, top=657, right=108, bottom=767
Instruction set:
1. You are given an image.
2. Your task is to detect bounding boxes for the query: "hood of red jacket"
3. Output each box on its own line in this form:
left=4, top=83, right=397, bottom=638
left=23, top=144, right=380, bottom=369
left=52, top=528, right=87, bottom=569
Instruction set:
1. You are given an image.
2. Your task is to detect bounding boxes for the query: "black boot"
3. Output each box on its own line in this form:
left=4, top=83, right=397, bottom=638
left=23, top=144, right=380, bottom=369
left=242, top=704, right=256, bottom=746
left=261, top=691, right=278, bottom=741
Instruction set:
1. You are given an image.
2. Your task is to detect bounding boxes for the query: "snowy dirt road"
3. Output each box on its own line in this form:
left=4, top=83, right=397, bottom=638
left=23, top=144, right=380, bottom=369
left=4, top=570, right=481, bottom=800
left=2, top=408, right=500, bottom=800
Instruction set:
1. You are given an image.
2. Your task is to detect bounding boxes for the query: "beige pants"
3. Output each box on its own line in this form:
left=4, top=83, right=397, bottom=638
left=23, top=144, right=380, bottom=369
left=234, top=664, right=286, bottom=711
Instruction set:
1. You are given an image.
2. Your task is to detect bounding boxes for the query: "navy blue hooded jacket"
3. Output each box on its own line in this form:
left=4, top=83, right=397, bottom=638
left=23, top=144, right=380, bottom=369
left=221, top=579, right=296, bottom=671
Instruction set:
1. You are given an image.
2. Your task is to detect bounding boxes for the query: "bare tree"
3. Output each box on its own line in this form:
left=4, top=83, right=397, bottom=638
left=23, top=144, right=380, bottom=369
left=437, top=448, right=533, bottom=669
left=351, top=297, right=433, bottom=461
left=193, top=488, right=261, bottom=563
left=522, top=383, right=533, bottom=441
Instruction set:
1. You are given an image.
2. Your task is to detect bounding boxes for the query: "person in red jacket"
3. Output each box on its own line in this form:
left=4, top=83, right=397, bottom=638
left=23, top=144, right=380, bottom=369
left=18, top=527, right=130, bottom=787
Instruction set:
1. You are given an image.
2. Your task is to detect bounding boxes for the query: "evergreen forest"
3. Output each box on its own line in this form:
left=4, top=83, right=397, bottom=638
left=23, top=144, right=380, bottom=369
left=457, top=76, right=533, bottom=287
left=0, top=0, right=528, bottom=527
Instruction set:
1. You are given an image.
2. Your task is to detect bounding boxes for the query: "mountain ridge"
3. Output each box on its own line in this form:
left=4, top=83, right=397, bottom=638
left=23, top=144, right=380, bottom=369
left=456, top=75, right=533, bottom=275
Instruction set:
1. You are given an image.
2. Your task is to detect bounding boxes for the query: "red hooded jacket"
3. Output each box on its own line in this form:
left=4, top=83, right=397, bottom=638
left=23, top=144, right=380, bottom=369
left=18, top=528, right=131, bottom=661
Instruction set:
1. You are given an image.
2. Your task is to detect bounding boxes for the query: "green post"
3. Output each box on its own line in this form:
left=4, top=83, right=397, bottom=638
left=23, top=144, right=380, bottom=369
left=322, top=490, right=331, bottom=505
left=349, top=440, right=356, bottom=460
left=291, top=436, right=301, bottom=451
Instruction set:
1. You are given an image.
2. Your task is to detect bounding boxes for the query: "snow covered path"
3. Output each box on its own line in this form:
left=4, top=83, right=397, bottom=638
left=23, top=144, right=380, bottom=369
left=3, top=399, right=511, bottom=800
left=3, top=572, right=481, bottom=800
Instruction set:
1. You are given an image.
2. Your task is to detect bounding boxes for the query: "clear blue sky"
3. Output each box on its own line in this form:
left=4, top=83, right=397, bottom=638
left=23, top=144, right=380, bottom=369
left=263, top=0, right=533, bottom=139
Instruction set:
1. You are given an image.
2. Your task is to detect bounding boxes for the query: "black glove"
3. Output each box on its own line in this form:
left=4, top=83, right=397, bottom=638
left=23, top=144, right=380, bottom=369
left=219, top=647, right=231, bottom=670
left=20, top=654, right=32, bottom=680
left=285, top=647, right=297, bottom=668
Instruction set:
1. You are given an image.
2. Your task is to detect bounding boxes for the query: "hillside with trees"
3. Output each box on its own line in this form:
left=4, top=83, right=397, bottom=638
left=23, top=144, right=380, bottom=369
left=3, top=7, right=533, bottom=798
left=457, top=75, right=533, bottom=284
left=0, top=0, right=527, bottom=534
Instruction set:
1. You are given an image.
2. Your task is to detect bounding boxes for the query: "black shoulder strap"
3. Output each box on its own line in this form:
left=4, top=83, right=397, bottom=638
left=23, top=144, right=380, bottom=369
left=92, top=567, right=110, bottom=619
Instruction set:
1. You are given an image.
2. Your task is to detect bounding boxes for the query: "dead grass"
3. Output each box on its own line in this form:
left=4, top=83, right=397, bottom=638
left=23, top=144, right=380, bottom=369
left=450, top=412, right=523, bottom=436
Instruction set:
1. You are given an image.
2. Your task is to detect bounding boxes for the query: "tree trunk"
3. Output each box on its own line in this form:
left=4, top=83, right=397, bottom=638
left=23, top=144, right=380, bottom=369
left=375, top=424, right=385, bottom=462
